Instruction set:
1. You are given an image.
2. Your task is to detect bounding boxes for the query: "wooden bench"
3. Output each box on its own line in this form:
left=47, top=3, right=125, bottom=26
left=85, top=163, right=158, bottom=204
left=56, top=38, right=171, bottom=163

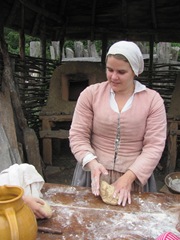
left=39, top=114, right=72, bottom=165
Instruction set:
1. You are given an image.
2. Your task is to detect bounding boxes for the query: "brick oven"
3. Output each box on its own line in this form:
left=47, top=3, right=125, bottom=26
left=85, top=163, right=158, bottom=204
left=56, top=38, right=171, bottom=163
left=39, top=61, right=106, bottom=165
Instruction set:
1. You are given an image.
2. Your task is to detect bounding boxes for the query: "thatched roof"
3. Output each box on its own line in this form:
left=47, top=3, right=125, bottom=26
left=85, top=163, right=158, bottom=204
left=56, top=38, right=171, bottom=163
left=3, top=0, right=180, bottom=43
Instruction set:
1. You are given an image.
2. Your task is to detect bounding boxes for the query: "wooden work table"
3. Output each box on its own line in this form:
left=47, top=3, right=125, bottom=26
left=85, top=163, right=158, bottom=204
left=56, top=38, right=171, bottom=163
left=36, top=183, right=180, bottom=240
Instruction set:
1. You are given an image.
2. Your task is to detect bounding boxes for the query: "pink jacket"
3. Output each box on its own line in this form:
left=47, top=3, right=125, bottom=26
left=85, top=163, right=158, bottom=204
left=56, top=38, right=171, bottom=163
left=69, top=81, right=167, bottom=186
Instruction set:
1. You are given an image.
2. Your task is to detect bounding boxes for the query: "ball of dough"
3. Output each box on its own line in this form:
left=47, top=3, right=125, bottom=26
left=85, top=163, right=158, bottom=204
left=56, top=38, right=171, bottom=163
left=41, top=200, right=53, bottom=218
left=100, top=180, right=119, bottom=205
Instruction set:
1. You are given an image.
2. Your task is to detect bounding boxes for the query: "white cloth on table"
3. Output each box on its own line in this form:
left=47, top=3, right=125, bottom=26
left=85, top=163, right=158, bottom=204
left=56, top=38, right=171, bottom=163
left=0, top=163, right=44, bottom=198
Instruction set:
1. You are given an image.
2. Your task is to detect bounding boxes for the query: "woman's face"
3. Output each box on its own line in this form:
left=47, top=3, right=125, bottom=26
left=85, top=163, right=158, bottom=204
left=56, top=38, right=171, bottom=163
left=106, top=55, right=135, bottom=93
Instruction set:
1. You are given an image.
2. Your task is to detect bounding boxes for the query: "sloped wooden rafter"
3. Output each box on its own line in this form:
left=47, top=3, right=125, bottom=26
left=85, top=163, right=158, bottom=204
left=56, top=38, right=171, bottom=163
left=121, top=0, right=128, bottom=29
left=5, top=0, right=20, bottom=26
left=18, top=0, right=62, bottom=24
left=151, top=0, right=158, bottom=29
left=19, top=4, right=25, bottom=60
left=32, top=14, right=42, bottom=37
left=90, top=0, right=97, bottom=41
left=54, top=0, right=68, bottom=40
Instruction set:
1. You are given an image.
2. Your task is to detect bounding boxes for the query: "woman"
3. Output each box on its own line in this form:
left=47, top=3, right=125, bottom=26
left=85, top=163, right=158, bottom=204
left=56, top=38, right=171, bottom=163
left=69, top=41, right=167, bottom=206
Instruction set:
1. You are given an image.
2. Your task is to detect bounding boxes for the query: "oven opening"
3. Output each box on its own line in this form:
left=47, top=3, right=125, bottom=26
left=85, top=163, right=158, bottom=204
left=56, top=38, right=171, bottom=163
left=67, top=73, right=89, bottom=101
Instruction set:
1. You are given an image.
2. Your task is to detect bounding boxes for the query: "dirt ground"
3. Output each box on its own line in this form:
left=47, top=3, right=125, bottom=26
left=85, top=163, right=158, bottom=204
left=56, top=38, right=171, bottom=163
left=43, top=139, right=76, bottom=185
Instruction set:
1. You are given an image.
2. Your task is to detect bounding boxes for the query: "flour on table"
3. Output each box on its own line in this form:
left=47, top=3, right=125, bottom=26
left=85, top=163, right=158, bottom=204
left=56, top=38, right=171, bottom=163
left=53, top=205, right=180, bottom=239
left=42, top=186, right=180, bottom=239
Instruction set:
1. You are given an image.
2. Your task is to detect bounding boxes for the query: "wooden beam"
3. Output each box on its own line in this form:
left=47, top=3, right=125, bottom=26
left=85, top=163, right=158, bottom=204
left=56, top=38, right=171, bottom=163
left=40, top=20, right=47, bottom=79
left=151, top=0, right=158, bottom=42
left=151, top=0, right=157, bottom=29
left=90, top=0, right=97, bottom=41
left=39, top=129, right=69, bottom=139
left=64, top=27, right=180, bottom=42
left=54, top=0, right=68, bottom=40
left=167, top=121, right=178, bottom=173
left=18, top=0, right=62, bottom=24
left=32, top=14, right=41, bottom=37
left=121, top=0, right=128, bottom=28
left=0, top=3, right=4, bottom=35
left=101, top=34, right=108, bottom=65
left=148, top=37, right=154, bottom=88
left=5, top=0, right=20, bottom=26
left=19, top=4, right=25, bottom=60
left=39, top=115, right=72, bottom=122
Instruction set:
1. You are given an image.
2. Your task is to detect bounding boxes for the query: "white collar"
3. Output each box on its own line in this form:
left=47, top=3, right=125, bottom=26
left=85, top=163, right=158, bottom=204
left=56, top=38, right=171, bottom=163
left=110, top=80, right=146, bottom=95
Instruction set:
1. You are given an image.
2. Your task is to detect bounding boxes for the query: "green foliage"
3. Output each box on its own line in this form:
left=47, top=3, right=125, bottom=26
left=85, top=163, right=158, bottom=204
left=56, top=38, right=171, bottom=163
left=171, top=43, right=180, bottom=47
left=95, top=41, right=102, bottom=53
left=5, top=28, right=53, bottom=58
left=5, top=28, right=19, bottom=54
left=5, top=28, right=39, bottom=56
left=64, top=40, right=75, bottom=51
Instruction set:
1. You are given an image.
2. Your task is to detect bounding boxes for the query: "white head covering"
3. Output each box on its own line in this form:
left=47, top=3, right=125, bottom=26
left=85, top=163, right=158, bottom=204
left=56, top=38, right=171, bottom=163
left=107, top=41, right=144, bottom=76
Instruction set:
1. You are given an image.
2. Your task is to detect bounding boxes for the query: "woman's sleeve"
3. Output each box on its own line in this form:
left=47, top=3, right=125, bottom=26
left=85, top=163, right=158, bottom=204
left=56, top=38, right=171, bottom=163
left=69, top=86, right=96, bottom=163
left=129, top=92, right=167, bottom=185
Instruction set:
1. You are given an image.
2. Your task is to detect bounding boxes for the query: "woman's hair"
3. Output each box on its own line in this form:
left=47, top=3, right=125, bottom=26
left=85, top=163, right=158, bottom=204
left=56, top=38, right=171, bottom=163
left=106, top=54, right=129, bottom=63
left=106, top=53, right=135, bottom=75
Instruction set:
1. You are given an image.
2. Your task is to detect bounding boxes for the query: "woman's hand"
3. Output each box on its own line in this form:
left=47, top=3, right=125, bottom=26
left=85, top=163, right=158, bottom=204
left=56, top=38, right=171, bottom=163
left=112, top=170, right=136, bottom=207
left=86, top=159, right=108, bottom=196
left=22, top=196, right=49, bottom=219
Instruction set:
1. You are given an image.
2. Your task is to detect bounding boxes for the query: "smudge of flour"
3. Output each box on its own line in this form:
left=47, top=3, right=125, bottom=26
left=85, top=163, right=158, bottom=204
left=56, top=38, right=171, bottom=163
left=52, top=203, right=180, bottom=239
left=44, top=186, right=77, bottom=195
left=42, top=186, right=180, bottom=239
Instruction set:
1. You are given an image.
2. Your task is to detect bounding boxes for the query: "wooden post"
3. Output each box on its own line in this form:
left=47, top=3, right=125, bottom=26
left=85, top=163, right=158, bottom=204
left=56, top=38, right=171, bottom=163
left=148, top=37, right=154, bottom=88
left=19, top=4, right=25, bottom=60
left=42, top=119, right=52, bottom=165
left=167, top=121, right=178, bottom=173
left=101, top=35, right=108, bottom=66
left=40, top=24, right=47, bottom=79
left=61, top=74, right=69, bottom=101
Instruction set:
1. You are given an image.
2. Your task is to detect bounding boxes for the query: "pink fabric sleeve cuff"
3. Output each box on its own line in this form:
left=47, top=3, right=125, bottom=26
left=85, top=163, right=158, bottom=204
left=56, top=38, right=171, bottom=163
left=156, top=232, right=180, bottom=240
